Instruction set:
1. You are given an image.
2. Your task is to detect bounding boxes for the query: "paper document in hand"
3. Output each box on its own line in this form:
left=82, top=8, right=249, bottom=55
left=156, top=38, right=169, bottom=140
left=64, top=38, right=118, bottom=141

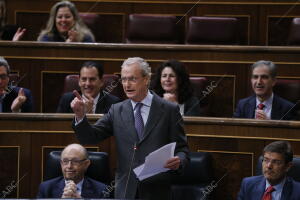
left=133, top=142, right=176, bottom=181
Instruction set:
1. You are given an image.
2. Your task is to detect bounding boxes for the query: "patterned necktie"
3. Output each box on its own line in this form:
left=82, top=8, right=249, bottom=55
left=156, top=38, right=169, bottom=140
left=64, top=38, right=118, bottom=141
left=261, top=186, right=275, bottom=200
left=134, top=103, right=144, bottom=140
left=256, top=103, right=265, bottom=119
left=257, top=103, right=265, bottom=110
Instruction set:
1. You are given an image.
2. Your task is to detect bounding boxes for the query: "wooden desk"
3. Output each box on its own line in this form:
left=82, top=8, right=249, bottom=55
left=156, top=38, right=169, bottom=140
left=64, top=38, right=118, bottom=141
left=6, top=0, right=300, bottom=45
left=1, top=42, right=300, bottom=117
left=0, top=113, right=299, bottom=199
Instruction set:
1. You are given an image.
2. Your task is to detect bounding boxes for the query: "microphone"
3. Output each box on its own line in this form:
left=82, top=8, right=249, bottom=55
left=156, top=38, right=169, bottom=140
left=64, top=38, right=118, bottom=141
left=123, top=142, right=137, bottom=199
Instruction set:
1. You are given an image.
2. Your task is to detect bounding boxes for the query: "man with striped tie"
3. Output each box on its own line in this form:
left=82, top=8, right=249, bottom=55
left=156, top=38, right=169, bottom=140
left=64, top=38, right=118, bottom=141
left=233, top=60, right=295, bottom=120
left=71, top=57, right=189, bottom=199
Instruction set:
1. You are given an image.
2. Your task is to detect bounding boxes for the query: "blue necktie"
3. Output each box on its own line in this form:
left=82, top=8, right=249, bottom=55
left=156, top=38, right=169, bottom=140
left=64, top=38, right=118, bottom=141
left=134, top=103, right=144, bottom=140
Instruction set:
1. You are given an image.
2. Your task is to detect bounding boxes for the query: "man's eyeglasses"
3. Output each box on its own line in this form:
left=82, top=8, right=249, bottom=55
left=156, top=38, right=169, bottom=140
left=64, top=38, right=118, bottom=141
left=121, top=76, right=142, bottom=84
left=61, top=158, right=87, bottom=166
left=262, top=157, right=284, bottom=166
left=0, top=74, right=8, bottom=80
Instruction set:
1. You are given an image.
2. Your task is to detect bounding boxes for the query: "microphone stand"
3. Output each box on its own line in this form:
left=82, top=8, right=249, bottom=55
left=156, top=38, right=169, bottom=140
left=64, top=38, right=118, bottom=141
left=123, top=142, right=137, bottom=199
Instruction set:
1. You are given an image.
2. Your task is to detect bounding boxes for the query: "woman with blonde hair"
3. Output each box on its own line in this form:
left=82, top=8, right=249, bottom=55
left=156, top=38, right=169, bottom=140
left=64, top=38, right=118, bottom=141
left=37, top=1, right=94, bottom=42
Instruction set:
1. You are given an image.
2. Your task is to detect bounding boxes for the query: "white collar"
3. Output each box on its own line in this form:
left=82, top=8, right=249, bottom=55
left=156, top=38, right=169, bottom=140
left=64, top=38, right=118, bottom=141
left=131, top=90, right=153, bottom=109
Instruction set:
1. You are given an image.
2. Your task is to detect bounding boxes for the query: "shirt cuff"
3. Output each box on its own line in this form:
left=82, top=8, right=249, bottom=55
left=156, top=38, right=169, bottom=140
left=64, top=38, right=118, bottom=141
left=74, top=116, right=84, bottom=125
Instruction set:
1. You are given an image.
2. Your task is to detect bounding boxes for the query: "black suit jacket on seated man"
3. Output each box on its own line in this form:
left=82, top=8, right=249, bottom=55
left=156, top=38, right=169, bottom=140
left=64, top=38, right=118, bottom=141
left=57, top=90, right=120, bottom=113
left=2, top=87, right=33, bottom=112
left=73, top=92, right=189, bottom=199
left=233, top=94, right=295, bottom=120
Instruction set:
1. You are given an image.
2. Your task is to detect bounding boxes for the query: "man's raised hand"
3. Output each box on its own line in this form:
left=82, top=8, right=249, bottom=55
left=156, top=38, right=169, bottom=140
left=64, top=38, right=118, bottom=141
left=71, top=90, right=85, bottom=120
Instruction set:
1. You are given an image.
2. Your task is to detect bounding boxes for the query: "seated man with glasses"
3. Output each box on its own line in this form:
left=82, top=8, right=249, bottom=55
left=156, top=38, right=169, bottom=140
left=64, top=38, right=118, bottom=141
left=37, top=144, right=106, bottom=198
left=0, top=57, right=33, bottom=112
left=238, top=141, right=300, bottom=200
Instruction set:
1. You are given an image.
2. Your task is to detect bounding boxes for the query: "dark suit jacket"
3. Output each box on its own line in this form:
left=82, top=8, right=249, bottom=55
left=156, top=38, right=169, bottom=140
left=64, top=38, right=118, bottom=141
left=238, top=175, right=300, bottom=200
left=57, top=91, right=120, bottom=113
left=233, top=94, right=295, bottom=120
left=73, top=93, right=189, bottom=199
left=1, top=87, right=33, bottom=112
left=36, top=176, right=106, bottom=198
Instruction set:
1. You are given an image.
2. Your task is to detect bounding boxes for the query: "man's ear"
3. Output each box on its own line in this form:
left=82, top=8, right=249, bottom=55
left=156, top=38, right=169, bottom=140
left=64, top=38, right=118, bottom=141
left=99, top=78, right=104, bottom=88
left=145, top=75, right=151, bottom=87
left=85, top=159, right=91, bottom=169
left=286, top=161, right=293, bottom=172
left=78, top=77, right=81, bottom=87
left=272, top=78, right=277, bottom=87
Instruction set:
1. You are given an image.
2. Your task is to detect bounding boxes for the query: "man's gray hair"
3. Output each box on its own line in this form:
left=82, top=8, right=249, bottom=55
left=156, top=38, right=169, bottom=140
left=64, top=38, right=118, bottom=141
left=251, top=60, right=277, bottom=79
left=121, top=57, right=151, bottom=77
left=0, top=57, right=10, bottom=74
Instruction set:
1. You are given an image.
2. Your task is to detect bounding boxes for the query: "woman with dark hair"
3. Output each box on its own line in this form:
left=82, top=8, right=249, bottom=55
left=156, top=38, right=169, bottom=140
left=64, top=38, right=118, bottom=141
left=37, top=1, right=94, bottom=42
left=152, top=60, right=202, bottom=116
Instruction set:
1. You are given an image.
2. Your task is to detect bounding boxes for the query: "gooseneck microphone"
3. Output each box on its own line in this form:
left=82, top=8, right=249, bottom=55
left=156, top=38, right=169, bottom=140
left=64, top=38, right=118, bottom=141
left=123, top=142, right=137, bottom=199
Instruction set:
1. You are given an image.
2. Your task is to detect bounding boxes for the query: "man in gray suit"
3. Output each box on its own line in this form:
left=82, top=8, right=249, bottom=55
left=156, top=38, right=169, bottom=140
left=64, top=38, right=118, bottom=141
left=71, top=57, right=189, bottom=199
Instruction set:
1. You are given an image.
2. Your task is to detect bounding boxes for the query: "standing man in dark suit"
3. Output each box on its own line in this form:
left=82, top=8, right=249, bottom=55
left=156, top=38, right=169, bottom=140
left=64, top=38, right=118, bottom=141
left=57, top=61, right=120, bottom=113
left=0, top=57, right=33, bottom=112
left=238, top=141, right=300, bottom=200
left=37, top=143, right=106, bottom=198
left=234, top=60, right=295, bottom=120
left=71, top=57, right=189, bottom=199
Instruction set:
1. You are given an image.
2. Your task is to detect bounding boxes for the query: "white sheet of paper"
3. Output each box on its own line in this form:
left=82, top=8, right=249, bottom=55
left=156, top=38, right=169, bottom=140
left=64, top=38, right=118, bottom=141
left=133, top=142, right=176, bottom=181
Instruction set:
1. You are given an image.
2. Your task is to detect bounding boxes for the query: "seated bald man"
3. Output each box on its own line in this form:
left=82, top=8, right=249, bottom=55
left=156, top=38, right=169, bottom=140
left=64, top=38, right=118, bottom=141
left=37, top=144, right=106, bottom=198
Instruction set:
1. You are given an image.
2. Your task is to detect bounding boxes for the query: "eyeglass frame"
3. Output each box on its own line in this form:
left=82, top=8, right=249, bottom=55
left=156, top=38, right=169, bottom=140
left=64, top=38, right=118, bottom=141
left=60, top=158, right=88, bottom=166
left=262, top=157, right=285, bottom=166
left=0, top=73, right=8, bottom=80
left=120, top=75, right=146, bottom=84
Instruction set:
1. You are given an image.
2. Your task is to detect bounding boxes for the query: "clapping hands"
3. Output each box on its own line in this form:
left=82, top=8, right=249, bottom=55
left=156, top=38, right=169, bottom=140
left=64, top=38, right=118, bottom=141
left=11, top=88, right=27, bottom=112
left=62, top=180, right=81, bottom=198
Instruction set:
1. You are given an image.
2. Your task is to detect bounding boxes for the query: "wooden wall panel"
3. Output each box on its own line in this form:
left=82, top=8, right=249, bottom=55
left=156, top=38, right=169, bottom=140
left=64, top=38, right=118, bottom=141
left=190, top=75, right=236, bottom=117
left=1, top=114, right=300, bottom=198
left=2, top=42, right=300, bottom=116
left=197, top=4, right=256, bottom=45
left=0, top=133, right=31, bottom=198
left=206, top=151, right=253, bottom=200
left=268, top=17, right=293, bottom=46
left=42, top=71, right=77, bottom=113
left=16, top=12, right=49, bottom=41
left=6, top=0, right=300, bottom=45
left=0, top=147, right=19, bottom=198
